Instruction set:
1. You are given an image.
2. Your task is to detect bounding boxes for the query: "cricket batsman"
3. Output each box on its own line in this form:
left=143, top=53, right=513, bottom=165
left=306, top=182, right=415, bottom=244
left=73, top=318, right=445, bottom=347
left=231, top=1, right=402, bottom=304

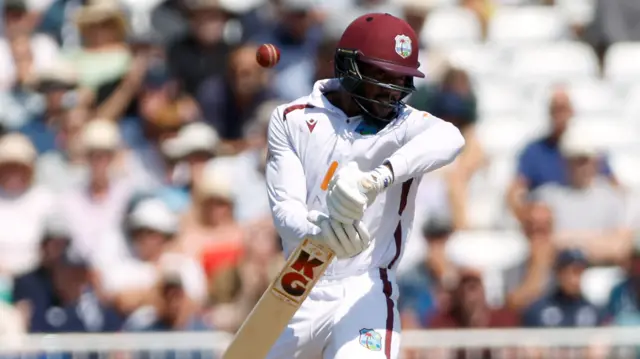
left=264, top=12, right=465, bottom=359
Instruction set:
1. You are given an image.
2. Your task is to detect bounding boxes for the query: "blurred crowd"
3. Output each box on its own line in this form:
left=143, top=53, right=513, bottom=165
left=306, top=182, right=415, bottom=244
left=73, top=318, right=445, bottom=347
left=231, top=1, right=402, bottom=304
left=1, top=0, right=640, bottom=357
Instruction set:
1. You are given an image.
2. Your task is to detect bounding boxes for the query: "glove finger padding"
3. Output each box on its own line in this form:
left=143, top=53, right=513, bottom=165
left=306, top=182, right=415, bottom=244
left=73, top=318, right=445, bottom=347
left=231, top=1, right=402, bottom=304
left=354, top=221, right=371, bottom=249
left=329, top=219, right=357, bottom=256
left=342, top=222, right=364, bottom=254
left=317, top=218, right=349, bottom=259
left=327, top=189, right=365, bottom=223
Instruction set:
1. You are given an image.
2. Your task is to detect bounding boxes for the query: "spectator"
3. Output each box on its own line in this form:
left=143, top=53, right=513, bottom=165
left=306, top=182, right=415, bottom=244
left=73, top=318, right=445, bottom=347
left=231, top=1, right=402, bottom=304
left=59, top=119, right=138, bottom=263
left=0, top=34, right=46, bottom=130
left=17, top=60, right=81, bottom=154
left=125, top=269, right=211, bottom=332
left=429, top=269, right=520, bottom=328
left=93, top=30, right=199, bottom=128
left=179, top=165, right=245, bottom=281
left=410, top=67, right=478, bottom=133
left=0, top=133, right=55, bottom=276
left=522, top=249, right=602, bottom=327
left=62, top=0, right=132, bottom=91
left=398, top=215, right=455, bottom=329
left=251, top=0, right=324, bottom=101
left=585, top=0, right=640, bottom=64
left=506, top=201, right=557, bottom=311
left=34, top=105, right=89, bottom=191
left=428, top=269, right=520, bottom=358
left=409, top=67, right=484, bottom=230
left=39, top=246, right=123, bottom=333
left=124, top=270, right=215, bottom=359
left=167, top=0, right=234, bottom=97
left=532, top=122, right=631, bottom=264
left=0, top=0, right=59, bottom=91
left=97, top=197, right=207, bottom=314
left=208, top=216, right=283, bottom=332
left=606, top=236, right=640, bottom=326
left=12, top=213, right=71, bottom=331
left=159, top=121, right=220, bottom=213
left=197, top=43, right=275, bottom=144
left=125, top=64, right=193, bottom=190
left=507, top=86, right=615, bottom=223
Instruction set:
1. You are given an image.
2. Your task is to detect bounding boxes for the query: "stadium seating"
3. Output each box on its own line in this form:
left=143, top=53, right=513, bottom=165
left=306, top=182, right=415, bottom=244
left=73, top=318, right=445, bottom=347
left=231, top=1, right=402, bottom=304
left=604, top=42, right=640, bottom=86
left=488, top=6, right=570, bottom=45
left=421, top=7, right=482, bottom=47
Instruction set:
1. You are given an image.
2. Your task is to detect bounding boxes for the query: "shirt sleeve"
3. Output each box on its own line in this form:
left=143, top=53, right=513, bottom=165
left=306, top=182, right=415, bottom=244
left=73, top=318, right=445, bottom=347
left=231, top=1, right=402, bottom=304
left=385, top=112, right=465, bottom=184
left=265, top=107, right=318, bottom=243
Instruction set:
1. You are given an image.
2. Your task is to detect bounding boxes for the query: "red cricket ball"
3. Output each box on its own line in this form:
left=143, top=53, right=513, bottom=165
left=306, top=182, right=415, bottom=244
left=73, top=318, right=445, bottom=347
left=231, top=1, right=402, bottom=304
left=256, top=44, right=281, bottom=68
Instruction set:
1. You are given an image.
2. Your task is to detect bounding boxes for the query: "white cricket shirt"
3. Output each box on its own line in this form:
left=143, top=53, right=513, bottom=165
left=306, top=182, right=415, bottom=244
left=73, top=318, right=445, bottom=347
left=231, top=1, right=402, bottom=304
left=266, top=79, right=465, bottom=276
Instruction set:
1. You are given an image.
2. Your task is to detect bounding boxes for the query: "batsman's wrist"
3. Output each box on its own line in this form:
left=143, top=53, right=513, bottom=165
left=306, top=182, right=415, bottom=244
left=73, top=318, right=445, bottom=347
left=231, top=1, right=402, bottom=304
left=371, top=164, right=394, bottom=192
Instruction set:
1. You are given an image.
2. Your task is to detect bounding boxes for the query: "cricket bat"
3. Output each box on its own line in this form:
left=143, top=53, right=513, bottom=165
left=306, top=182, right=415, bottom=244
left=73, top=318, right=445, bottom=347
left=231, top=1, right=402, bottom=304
left=222, top=161, right=339, bottom=359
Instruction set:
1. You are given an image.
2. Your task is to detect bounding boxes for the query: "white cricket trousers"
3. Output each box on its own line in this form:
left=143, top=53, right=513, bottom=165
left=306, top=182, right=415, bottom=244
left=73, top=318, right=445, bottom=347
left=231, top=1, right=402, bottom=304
left=266, top=268, right=401, bottom=359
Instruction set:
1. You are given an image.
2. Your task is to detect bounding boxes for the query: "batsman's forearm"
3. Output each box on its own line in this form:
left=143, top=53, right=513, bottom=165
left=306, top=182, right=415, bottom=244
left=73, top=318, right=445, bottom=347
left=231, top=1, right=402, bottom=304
left=270, top=201, right=318, bottom=242
left=385, top=120, right=465, bottom=183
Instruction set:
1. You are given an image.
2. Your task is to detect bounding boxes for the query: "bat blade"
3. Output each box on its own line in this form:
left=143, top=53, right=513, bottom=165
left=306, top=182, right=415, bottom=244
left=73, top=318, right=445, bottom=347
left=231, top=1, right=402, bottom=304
left=222, top=239, right=334, bottom=359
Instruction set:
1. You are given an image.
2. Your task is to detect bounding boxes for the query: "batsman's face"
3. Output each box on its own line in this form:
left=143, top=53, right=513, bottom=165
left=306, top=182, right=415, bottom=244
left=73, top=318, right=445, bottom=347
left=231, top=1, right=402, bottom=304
left=359, top=64, right=405, bottom=119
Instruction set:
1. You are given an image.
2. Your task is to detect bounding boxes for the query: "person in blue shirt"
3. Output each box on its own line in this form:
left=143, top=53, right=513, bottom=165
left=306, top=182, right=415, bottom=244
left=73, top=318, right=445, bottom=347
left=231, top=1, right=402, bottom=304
left=397, top=215, right=453, bottom=328
left=523, top=249, right=603, bottom=327
left=32, top=247, right=123, bottom=333
left=17, top=74, right=80, bottom=154
left=507, top=87, right=616, bottom=222
left=12, top=223, right=69, bottom=332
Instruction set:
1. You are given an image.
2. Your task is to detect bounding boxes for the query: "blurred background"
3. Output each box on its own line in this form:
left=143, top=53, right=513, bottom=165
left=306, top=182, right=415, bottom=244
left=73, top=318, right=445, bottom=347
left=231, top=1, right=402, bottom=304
left=1, top=0, right=640, bottom=357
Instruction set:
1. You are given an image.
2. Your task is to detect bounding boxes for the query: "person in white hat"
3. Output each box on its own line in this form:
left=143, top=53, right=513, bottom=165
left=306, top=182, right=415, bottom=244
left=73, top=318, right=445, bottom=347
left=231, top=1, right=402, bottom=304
left=95, top=197, right=207, bottom=315
left=0, top=133, right=56, bottom=276
left=34, top=105, right=89, bottom=192
left=57, top=119, right=139, bottom=264
left=159, top=122, right=220, bottom=213
left=532, top=122, right=631, bottom=264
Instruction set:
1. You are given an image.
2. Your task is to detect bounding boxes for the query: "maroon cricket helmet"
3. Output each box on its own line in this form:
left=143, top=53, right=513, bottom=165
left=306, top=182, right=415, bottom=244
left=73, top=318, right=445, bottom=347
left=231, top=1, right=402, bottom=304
left=337, top=13, right=424, bottom=78
left=334, top=13, right=424, bottom=121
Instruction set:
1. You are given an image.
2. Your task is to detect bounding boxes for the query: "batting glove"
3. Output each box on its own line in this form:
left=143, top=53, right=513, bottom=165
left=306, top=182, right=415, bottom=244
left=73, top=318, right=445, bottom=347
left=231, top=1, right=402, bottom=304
left=326, top=162, right=394, bottom=224
left=307, top=210, right=371, bottom=259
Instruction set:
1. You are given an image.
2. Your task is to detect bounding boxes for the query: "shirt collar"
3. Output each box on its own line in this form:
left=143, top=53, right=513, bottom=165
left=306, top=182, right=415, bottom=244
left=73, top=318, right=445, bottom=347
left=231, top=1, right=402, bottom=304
left=307, top=78, right=343, bottom=113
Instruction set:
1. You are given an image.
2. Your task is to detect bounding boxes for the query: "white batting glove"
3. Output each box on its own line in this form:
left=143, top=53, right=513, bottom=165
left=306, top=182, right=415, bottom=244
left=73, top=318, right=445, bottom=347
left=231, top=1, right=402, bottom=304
left=307, top=210, right=371, bottom=259
left=326, top=162, right=394, bottom=224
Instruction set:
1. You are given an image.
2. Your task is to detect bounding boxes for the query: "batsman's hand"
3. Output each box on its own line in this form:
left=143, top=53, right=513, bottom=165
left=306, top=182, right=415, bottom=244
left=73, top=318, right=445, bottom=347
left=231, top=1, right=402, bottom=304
left=326, top=161, right=394, bottom=223
left=307, top=210, right=371, bottom=259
